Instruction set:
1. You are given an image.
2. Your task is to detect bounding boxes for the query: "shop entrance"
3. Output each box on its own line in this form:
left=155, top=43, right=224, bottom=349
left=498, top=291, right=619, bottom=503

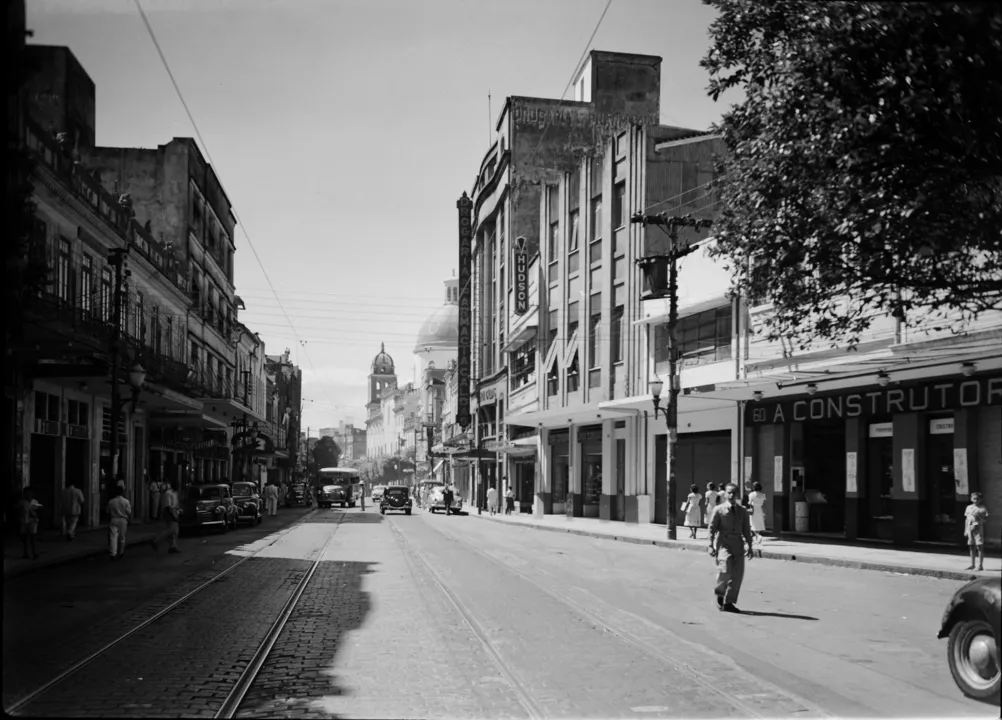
left=516, top=461, right=534, bottom=513
left=923, top=426, right=960, bottom=543
left=30, top=434, right=58, bottom=530
left=861, top=433, right=895, bottom=540
left=65, top=438, right=89, bottom=528
left=653, top=435, right=667, bottom=525
left=799, top=421, right=846, bottom=534
left=615, top=438, right=626, bottom=521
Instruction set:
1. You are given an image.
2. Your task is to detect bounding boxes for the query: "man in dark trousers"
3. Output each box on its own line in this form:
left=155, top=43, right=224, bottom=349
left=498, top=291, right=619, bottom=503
left=443, top=484, right=455, bottom=516
left=708, top=482, right=755, bottom=613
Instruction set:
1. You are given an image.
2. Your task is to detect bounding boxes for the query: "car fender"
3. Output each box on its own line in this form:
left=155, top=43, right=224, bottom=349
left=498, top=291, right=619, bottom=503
left=938, top=578, right=1002, bottom=645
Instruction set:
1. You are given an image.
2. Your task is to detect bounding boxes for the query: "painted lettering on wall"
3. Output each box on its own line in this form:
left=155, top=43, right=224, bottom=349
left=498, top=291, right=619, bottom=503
left=512, top=105, right=660, bottom=133
left=456, top=193, right=473, bottom=429
left=748, top=375, right=1002, bottom=425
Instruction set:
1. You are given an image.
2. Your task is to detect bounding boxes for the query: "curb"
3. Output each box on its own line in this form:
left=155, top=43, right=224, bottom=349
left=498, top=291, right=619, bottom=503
left=471, top=513, right=988, bottom=583
left=4, top=531, right=159, bottom=580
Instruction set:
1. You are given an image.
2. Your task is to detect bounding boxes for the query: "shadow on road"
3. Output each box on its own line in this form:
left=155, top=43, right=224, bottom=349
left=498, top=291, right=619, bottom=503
left=739, top=609, right=819, bottom=620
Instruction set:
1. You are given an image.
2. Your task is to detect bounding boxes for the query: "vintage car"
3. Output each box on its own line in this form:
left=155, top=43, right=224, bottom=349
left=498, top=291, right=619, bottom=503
left=317, top=484, right=344, bottom=509
left=180, top=483, right=239, bottom=532
left=380, top=485, right=412, bottom=515
left=231, top=482, right=263, bottom=525
left=938, top=575, right=1001, bottom=704
left=428, top=483, right=463, bottom=515
left=371, top=485, right=387, bottom=503
left=285, top=482, right=313, bottom=508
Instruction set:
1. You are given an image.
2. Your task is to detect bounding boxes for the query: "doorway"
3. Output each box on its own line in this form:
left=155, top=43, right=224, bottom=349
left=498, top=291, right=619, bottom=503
left=800, top=422, right=846, bottom=534
left=862, top=435, right=894, bottom=540
left=615, top=438, right=626, bottom=521
left=30, top=434, right=58, bottom=530
left=517, top=461, right=534, bottom=513
left=653, top=434, right=667, bottom=525
left=65, top=438, right=89, bottom=528
left=924, top=429, right=959, bottom=543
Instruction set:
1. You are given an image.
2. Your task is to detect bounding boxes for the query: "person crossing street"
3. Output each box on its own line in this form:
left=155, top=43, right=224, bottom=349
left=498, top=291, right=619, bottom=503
left=708, top=482, right=755, bottom=613
left=150, top=480, right=181, bottom=554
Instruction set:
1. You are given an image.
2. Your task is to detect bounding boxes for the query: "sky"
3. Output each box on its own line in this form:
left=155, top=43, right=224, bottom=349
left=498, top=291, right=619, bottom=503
left=27, top=0, right=730, bottom=433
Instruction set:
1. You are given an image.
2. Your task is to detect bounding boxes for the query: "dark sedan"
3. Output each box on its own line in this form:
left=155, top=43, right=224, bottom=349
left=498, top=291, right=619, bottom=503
left=231, top=482, right=263, bottom=525
left=380, top=485, right=412, bottom=515
left=179, top=483, right=239, bottom=533
left=938, top=575, right=1001, bottom=704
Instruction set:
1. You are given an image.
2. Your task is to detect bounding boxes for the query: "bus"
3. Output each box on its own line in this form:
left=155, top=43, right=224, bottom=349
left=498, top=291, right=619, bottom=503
left=317, top=467, right=363, bottom=508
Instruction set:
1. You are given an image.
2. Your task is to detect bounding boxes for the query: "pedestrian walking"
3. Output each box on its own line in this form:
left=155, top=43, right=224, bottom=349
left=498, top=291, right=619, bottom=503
left=682, top=484, right=702, bottom=539
left=708, top=482, right=755, bottom=613
left=264, top=482, right=279, bottom=516
left=106, top=485, right=133, bottom=560
left=486, top=484, right=498, bottom=516
left=151, top=480, right=181, bottom=554
left=61, top=480, right=85, bottom=541
left=16, top=488, right=42, bottom=560
left=704, top=483, right=719, bottom=527
left=963, top=492, right=988, bottom=572
left=748, top=481, right=767, bottom=544
left=505, top=487, right=515, bottom=515
left=443, top=484, right=455, bottom=516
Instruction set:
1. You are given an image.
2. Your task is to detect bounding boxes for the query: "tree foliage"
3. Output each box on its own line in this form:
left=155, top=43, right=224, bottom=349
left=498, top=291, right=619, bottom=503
left=312, top=436, right=341, bottom=470
left=702, top=0, right=1002, bottom=347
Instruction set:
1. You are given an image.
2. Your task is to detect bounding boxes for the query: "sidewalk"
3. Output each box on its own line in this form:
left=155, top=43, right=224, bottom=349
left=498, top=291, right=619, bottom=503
left=467, top=509, right=1002, bottom=582
left=3, top=522, right=160, bottom=580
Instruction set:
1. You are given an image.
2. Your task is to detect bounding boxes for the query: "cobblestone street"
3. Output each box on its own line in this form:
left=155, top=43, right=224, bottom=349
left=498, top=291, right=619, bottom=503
left=4, top=505, right=998, bottom=718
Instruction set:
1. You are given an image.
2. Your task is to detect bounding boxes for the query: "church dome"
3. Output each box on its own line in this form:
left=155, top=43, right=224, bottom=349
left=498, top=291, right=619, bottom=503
left=372, top=343, right=395, bottom=374
left=414, top=303, right=459, bottom=353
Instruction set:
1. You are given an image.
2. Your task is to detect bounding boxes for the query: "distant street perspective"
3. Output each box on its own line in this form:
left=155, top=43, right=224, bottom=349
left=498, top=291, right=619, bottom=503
left=3, top=502, right=999, bottom=719
left=4, top=0, right=1001, bottom=718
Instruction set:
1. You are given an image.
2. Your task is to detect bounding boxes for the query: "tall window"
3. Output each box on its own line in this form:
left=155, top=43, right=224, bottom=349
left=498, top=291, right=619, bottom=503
left=588, top=294, right=601, bottom=368
left=568, top=210, right=580, bottom=274
left=613, top=182, right=626, bottom=229
left=611, top=305, right=624, bottom=363
left=135, top=291, right=146, bottom=342
left=151, top=305, right=161, bottom=354
left=547, top=361, right=559, bottom=397
left=567, top=301, right=580, bottom=340
left=548, top=221, right=560, bottom=284
left=547, top=309, right=559, bottom=358
left=100, top=267, right=112, bottom=322
left=567, top=352, right=580, bottom=393
left=656, top=306, right=733, bottom=364
left=166, top=317, right=174, bottom=359
left=589, top=197, right=603, bottom=263
left=80, top=254, right=94, bottom=316
left=57, top=238, right=71, bottom=304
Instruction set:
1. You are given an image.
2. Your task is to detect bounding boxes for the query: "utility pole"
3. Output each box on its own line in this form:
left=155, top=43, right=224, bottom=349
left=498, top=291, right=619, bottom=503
left=107, top=247, right=128, bottom=495
left=632, top=212, right=712, bottom=541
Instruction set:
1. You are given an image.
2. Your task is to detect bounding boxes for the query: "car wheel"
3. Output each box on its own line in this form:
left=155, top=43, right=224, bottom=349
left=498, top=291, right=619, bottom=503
left=380, top=509, right=385, bottom=515
left=948, top=618, right=1001, bottom=702
left=405, top=509, right=412, bottom=515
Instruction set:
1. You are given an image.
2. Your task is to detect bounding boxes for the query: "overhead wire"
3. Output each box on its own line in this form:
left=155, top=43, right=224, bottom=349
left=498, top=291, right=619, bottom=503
left=133, top=0, right=340, bottom=412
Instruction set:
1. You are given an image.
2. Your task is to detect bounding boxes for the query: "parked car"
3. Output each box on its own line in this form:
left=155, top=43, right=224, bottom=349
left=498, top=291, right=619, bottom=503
left=180, top=484, right=239, bottom=533
left=231, top=482, right=263, bottom=525
left=938, top=576, right=1001, bottom=704
left=380, top=485, right=412, bottom=515
left=371, top=485, right=387, bottom=503
left=428, top=484, right=463, bottom=515
left=285, top=482, right=313, bottom=508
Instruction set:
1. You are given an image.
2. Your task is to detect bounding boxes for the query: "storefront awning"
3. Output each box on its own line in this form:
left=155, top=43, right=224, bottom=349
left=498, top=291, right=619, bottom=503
left=633, top=294, right=729, bottom=326
left=450, top=448, right=496, bottom=461
left=598, top=392, right=740, bottom=415
left=502, top=324, right=538, bottom=354
left=505, top=403, right=617, bottom=429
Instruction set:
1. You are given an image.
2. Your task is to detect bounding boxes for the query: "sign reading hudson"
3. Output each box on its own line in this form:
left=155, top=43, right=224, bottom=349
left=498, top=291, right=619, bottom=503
left=456, top=192, right=474, bottom=430
left=748, top=375, right=1002, bottom=425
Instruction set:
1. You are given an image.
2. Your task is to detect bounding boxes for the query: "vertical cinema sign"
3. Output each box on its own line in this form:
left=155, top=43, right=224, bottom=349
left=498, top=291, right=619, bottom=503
left=513, top=236, right=529, bottom=315
left=456, top=192, right=473, bottom=430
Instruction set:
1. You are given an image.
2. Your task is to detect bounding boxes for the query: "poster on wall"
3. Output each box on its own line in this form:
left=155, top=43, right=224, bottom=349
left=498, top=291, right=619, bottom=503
left=953, top=448, right=969, bottom=495
left=845, top=451, right=858, bottom=494
left=773, top=455, right=783, bottom=493
left=902, top=448, right=916, bottom=493
left=744, top=456, right=753, bottom=483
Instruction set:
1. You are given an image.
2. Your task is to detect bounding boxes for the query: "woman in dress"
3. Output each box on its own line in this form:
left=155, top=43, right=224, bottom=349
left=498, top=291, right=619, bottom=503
left=748, top=481, right=767, bottom=544
left=682, top=484, right=703, bottom=539
left=704, top=483, right=719, bottom=527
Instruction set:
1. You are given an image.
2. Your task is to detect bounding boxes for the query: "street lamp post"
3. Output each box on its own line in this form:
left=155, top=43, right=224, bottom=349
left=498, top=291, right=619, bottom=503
left=632, top=212, right=712, bottom=541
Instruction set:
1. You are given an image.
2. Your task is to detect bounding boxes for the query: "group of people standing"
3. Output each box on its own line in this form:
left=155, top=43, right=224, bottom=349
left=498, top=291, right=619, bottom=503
left=681, top=481, right=767, bottom=541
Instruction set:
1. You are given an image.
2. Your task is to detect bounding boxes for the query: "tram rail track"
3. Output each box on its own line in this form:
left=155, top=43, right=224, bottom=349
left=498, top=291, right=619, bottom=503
left=406, top=513, right=828, bottom=719
left=7, top=509, right=345, bottom=719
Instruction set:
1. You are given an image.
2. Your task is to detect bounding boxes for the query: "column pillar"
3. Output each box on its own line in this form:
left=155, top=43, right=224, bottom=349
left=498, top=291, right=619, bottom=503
left=535, top=428, right=551, bottom=517
left=600, top=418, right=616, bottom=521
left=892, top=413, right=923, bottom=545
left=844, top=417, right=865, bottom=540
left=953, top=409, right=979, bottom=526
left=569, top=424, right=583, bottom=517
left=773, top=423, right=791, bottom=532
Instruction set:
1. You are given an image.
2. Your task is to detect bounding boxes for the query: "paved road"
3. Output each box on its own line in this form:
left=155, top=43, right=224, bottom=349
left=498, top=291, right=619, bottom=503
left=3, top=504, right=996, bottom=718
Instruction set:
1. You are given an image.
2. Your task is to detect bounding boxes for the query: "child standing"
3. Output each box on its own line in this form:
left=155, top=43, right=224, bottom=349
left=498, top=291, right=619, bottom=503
left=682, top=484, right=702, bottom=539
left=963, top=492, right=988, bottom=572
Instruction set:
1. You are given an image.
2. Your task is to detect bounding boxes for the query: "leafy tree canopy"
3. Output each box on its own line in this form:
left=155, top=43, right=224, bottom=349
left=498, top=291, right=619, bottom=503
left=702, top=0, right=1002, bottom=348
left=312, top=436, right=341, bottom=470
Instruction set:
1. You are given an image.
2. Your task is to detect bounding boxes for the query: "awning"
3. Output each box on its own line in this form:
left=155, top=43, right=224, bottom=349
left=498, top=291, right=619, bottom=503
left=502, top=324, right=538, bottom=353
left=598, top=392, right=741, bottom=415
left=633, top=294, right=729, bottom=326
left=504, top=403, right=616, bottom=429
left=450, top=448, right=497, bottom=461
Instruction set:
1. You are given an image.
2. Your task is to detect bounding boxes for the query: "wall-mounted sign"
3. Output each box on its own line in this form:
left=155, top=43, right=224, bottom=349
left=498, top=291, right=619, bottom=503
left=902, top=448, right=916, bottom=493
left=773, top=455, right=783, bottom=493
left=748, top=375, right=1002, bottom=425
left=929, top=418, right=955, bottom=435
left=514, top=236, right=529, bottom=316
left=868, top=422, right=893, bottom=438
left=953, top=448, right=969, bottom=495
left=846, top=451, right=858, bottom=493
left=456, top=192, right=474, bottom=429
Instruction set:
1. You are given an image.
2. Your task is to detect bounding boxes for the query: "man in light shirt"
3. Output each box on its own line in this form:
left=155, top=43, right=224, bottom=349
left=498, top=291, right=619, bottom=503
left=264, top=482, right=279, bottom=516
left=151, top=480, right=181, bottom=554
left=61, top=479, right=85, bottom=541
left=106, top=485, right=132, bottom=560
